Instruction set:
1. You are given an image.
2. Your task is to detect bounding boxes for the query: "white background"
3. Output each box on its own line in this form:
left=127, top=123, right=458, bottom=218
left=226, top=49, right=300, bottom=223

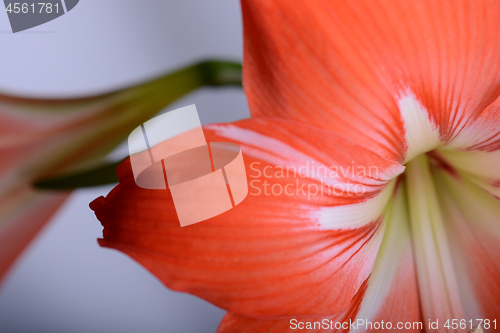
left=0, top=1, right=250, bottom=332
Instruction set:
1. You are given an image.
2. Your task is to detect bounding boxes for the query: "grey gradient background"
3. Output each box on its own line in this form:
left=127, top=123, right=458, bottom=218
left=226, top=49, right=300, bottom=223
left=0, top=1, right=250, bottom=332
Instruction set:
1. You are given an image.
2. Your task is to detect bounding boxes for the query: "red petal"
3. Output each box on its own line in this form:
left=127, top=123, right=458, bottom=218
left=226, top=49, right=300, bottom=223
left=92, top=118, right=402, bottom=318
left=217, top=278, right=368, bottom=333
left=0, top=187, right=67, bottom=282
left=242, top=0, right=500, bottom=158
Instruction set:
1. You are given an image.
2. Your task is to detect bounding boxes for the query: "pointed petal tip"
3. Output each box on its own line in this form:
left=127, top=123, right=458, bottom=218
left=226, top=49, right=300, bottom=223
left=89, top=196, right=107, bottom=211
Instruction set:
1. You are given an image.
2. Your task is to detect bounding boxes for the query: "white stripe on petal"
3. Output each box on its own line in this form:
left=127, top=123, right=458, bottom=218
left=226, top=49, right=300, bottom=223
left=210, top=124, right=405, bottom=186
left=317, top=181, right=395, bottom=230
left=398, top=90, right=441, bottom=162
left=352, top=184, right=416, bottom=333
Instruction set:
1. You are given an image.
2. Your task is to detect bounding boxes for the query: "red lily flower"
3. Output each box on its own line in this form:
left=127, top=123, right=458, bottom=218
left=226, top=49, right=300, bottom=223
left=91, top=1, right=500, bottom=332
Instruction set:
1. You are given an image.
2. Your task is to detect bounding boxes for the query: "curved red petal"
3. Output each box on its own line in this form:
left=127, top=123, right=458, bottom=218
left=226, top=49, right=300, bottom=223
left=216, top=278, right=368, bottom=333
left=91, top=118, right=402, bottom=318
left=242, top=0, right=500, bottom=158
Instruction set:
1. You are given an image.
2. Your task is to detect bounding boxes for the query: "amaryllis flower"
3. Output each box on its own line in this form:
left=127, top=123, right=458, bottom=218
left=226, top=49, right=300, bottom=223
left=91, top=1, right=500, bottom=332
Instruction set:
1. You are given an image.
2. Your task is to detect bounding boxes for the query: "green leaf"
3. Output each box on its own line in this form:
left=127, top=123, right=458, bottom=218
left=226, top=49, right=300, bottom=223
left=34, top=59, right=242, bottom=190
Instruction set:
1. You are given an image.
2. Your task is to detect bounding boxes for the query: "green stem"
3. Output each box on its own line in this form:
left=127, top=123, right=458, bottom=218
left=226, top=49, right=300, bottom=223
left=35, top=60, right=242, bottom=190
